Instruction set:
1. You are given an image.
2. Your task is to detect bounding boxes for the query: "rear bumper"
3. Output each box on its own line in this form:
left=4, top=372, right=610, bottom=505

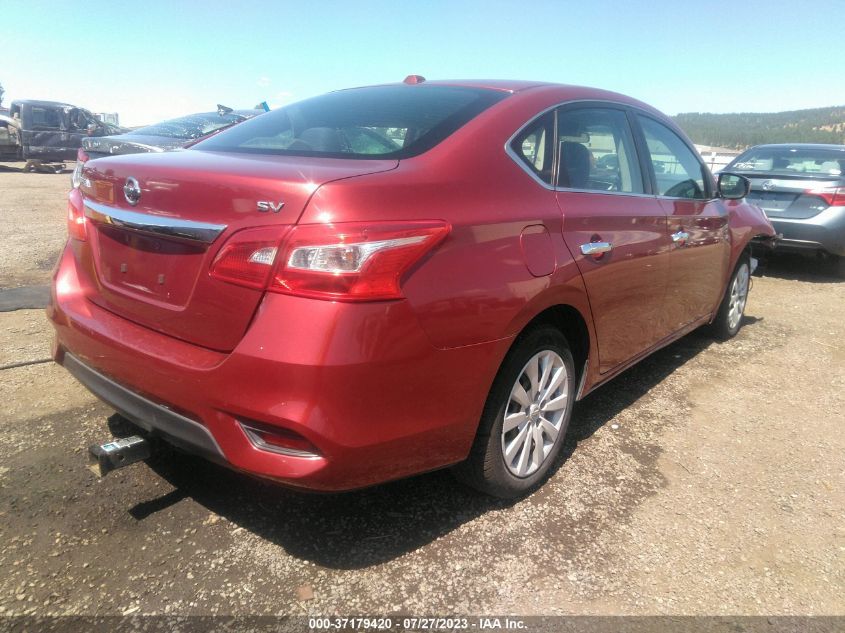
left=62, top=352, right=225, bottom=464
left=48, top=243, right=509, bottom=491
left=768, top=205, right=845, bottom=257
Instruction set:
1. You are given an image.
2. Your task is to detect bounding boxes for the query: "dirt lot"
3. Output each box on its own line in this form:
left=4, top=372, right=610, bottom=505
left=0, top=168, right=843, bottom=618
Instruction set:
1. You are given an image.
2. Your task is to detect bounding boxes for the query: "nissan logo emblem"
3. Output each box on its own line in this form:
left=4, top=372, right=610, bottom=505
left=123, top=177, right=142, bottom=206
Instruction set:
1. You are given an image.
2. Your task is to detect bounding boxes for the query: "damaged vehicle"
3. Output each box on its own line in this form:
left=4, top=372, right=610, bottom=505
left=73, top=106, right=263, bottom=187
left=725, top=143, right=845, bottom=276
left=80, top=106, right=262, bottom=159
left=50, top=79, right=776, bottom=498
left=0, top=114, right=21, bottom=159
left=2, top=100, right=123, bottom=165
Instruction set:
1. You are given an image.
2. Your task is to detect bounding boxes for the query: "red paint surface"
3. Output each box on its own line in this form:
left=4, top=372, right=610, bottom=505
left=49, top=81, right=774, bottom=490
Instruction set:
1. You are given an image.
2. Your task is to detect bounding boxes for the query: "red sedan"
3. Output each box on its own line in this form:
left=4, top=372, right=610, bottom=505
left=49, top=79, right=775, bottom=497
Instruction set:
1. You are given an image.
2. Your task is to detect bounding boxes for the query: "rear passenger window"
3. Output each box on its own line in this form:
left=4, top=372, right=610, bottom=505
left=510, top=112, right=554, bottom=185
left=637, top=116, right=707, bottom=199
left=31, top=107, right=62, bottom=130
left=554, top=107, right=643, bottom=194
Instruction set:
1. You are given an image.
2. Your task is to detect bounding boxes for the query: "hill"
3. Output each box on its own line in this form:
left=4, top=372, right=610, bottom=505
left=673, top=106, right=845, bottom=149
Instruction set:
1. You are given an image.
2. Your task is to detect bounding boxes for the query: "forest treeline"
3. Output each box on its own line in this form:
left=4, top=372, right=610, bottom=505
left=673, top=106, right=845, bottom=149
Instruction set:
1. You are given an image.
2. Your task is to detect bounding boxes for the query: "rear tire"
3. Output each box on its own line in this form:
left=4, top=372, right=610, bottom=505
left=835, top=255, right=845, bottom=279
left=710, top=256, right=751, bottom=340
left=453, top=325, right=576, bottom=498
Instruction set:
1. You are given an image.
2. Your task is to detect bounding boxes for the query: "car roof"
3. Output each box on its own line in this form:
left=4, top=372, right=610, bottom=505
left=348, top=79, right=565, bottom=94
left=12, top=99, right=78, bottom=108
left=342, top=80, right=663, bottom=114
left=412, top=79, right=555, bottom=93
left=140, top=110, right=262, bottom=123
left=187, top=109, right=263, bottom=117
left=746, top=143, right=845, bottom=151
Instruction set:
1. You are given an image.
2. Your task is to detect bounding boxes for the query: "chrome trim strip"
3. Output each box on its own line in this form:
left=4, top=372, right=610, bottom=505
left=504, top=104, right=557, bottom=191
left=556, top=187, right=660, bottom=199
left=240, top=424, right=321, bottom=459
left=83, top=200, right=227, bottom=244
left=503, top=98, right=719, bottom=202
left=575, top=358, right=589, bottom=401
left=504, top=139, right=556, bottom=190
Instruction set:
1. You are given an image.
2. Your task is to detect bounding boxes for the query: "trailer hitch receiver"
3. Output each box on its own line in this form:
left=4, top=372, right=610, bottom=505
left=88, top=435, right=151, bottom=477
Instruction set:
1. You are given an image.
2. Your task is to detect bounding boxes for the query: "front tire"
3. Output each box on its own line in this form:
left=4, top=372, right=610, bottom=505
left=711, top=256, right=751, bottom=340
left=454, top=326, right=576, bottom=498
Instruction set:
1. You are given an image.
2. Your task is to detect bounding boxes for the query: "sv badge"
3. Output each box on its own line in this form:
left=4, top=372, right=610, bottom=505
left=257, top=201, right=285, bottom=213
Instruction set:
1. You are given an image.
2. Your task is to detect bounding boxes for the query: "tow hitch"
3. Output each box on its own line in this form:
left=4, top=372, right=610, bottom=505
left=88, top=435, right=151, bottom=477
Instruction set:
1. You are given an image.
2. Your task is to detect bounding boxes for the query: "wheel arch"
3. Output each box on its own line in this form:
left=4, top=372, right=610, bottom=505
left=499, top=272, right=595, bottom=376
left=726, top=200, right=776, bottom=279
left=496, top=296, right=593, bottom=403
left=518, top=305, right=590, bottom=380
left=454, top=302, right=590, bottom=496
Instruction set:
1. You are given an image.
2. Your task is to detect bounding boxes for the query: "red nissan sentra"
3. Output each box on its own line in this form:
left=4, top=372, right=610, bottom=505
left=49, top=78, right=775, bottom=498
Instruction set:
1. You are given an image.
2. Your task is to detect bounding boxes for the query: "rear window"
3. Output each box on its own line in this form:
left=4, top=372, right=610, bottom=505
left=731, top=147, right=845, bottom=176
left=194, top=85, right=507, bottom=159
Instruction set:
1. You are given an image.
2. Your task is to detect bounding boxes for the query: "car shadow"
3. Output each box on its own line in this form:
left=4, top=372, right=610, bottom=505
left=129, top=320, right=758, bottom=570
left=757, top=252, right=843, bottom=283
left=561, top=326, right=719, bottom=456
left=0, top=162, right=68, bottom=174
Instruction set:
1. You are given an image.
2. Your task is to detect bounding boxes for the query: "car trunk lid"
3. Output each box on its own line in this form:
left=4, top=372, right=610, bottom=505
left=743, top=174, right=841, bottom=219
left=79, top=150, right=397, bottom=351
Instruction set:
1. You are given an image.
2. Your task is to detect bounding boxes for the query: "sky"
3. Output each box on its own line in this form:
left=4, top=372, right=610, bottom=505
left=2, top=0, right=843, bottom=127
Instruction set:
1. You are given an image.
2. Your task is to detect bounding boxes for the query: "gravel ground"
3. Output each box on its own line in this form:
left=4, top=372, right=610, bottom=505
left=0, top=170, right=842, bottom=618
left=0, top=164, right=70, bottom=288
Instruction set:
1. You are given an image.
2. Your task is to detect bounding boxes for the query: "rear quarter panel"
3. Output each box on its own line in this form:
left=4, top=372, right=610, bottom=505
left=298, top=86, right=597, bottom=352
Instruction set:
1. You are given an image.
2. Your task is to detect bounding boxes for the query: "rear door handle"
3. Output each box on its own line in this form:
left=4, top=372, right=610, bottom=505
left=580, top=241, right=613, bottom=256
left=671, top=231, right=690, bottom=244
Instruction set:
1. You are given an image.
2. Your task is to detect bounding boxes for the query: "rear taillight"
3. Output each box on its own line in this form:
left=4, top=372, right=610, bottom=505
left=271, top=221, right=450, bottom=301
left=209, top=221, right=450, bottom=301
left=209, top=226, right=290, bottom=289
left=71, top=151, right=89, bottom=189
left=804, top=186, right=845, bottom=207
left=66, top=189, right=87, bottom=241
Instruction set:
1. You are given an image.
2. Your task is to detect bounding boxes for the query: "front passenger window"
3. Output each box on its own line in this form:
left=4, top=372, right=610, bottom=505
left=637, top=116, right=707, bottom=199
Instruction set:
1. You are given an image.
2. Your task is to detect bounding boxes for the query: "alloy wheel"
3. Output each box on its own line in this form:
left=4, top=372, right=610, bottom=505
left=727, top=263, right=750, bottom=330
left=501, top=350, right=569, bottom=477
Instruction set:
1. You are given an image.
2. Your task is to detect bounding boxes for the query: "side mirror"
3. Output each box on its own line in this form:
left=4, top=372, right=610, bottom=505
left=717, top=172, right=750, bottom=200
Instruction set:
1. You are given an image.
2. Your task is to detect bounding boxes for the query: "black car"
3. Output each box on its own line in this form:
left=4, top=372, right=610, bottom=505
left=0, top=100, right=123, bottom=162
left=724, top=143, right=845, bottom=275
left=80, top=107, right=263, bottom=159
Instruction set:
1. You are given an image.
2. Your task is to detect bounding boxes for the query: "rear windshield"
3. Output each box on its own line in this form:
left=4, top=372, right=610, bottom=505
left=193, top=85, right=507, bottom=159
left=129, top=112, right=252, bottom=140
left=731, top=147, right=845, bottom=176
